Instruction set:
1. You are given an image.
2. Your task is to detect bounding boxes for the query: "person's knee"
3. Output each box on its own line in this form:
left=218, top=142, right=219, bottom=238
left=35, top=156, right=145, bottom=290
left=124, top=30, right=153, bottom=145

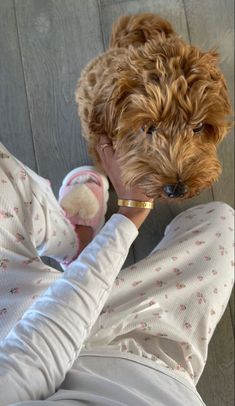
left=176, top=201, right=233, bottom=225
left=204, top=201, right=234, bottom=215
left=163, top=200, right=234, bottom=243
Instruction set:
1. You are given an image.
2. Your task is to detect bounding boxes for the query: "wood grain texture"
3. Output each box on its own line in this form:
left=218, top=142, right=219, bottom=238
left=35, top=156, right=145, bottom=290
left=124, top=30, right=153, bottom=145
left=184, top=2, right=234, bottom=403
left=197, top=305, right=234, bottom=406
left=229, top=287, right=234, bottom=334
left=184, top=0, right=234, bottom=208
left=15, top=0, right=104, bottom=194
left=0, top=1, right=234, bottom=404
left=0, top=0, right=36, bottom=169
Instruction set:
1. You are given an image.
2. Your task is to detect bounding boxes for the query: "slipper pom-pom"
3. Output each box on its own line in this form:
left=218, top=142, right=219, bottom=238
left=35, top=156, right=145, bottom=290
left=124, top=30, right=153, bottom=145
left=60, top=184, right=99, bottom=219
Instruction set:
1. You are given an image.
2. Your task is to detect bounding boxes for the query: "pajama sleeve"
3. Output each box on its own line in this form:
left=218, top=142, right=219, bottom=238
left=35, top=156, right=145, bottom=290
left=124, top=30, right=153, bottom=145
left=0, top=214, right=138, bottom=406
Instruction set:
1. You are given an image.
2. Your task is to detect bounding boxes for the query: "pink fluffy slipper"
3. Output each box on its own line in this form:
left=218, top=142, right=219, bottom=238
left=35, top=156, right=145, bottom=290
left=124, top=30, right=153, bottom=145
left=58, top=166, right=109, bottom=236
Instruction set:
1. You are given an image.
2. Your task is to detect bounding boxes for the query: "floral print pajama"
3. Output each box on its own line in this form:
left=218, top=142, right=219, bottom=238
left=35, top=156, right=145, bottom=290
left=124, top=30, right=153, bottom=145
left=0, top=142, right=234, bottom=386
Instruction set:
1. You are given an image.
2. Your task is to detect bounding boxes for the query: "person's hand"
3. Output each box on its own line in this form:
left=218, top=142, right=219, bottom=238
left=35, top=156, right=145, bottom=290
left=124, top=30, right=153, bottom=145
left=96, top=136, right=153, bottom=229
left=96, top=136, right=153, bottom=202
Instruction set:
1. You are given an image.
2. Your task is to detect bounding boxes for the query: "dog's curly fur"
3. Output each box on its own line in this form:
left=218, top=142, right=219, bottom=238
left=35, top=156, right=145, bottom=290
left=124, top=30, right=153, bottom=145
left=76, top=13, right=232, bottom=200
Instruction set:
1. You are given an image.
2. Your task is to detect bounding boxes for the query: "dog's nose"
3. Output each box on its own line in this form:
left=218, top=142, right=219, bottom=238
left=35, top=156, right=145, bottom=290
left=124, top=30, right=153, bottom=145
left=163, top=183, right=187, bottom=198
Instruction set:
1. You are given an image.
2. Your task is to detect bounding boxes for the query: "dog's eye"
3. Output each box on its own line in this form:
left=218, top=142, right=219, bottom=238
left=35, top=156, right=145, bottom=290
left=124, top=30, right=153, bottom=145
left=147, top=126, right=157, bottom=135
left=142, top=125, right=157, bottom=135
left=193, top=123, right=205, bottom=134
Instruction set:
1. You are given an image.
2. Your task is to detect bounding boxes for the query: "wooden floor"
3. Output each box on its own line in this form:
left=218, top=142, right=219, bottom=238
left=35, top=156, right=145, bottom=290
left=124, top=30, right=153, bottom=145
left=0, top=0, right=234, bottom=404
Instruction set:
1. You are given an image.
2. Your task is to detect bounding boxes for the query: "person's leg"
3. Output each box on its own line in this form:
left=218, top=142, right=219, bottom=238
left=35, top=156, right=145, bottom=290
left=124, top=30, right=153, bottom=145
left=85, top=201, right=234, bottom=385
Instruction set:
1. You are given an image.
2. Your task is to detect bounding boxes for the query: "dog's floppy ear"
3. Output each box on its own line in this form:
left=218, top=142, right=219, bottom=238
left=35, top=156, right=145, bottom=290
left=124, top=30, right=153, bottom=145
left=206, top=49, right=232, bottom=107
left=89, top=93, right=108, bottom=137
left=89, top=76, right=134, bottom=139
left=200, top=49, right=233, bottom=141
left=200, top=49, right=221, bottom=78
left=202, top=49, right=219, bottom=63
left=89, top=88, right=122, bottom=139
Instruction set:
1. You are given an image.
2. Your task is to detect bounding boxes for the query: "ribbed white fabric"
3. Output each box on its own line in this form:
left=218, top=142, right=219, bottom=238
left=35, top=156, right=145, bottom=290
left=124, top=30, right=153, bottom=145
left=0, top=143, right=234, bottom=405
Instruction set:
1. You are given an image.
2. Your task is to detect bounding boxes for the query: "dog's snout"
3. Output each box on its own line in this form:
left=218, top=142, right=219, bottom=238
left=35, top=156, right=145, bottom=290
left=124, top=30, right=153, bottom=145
left=163, top=183, right=187, bottom=198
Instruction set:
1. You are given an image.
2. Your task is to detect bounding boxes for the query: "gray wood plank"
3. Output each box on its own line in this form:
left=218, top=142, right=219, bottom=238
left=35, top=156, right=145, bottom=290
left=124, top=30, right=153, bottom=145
left=229, top=287, right=234, bottom=333
left=184, top=0, right=234, bottom=208
left=15, top=0, right=104, bottom=195
left=197, top=305, right=234, bottom=406
left=0, top=0, right=36, bottom=169
left=184, top=2, right=234, bottom=403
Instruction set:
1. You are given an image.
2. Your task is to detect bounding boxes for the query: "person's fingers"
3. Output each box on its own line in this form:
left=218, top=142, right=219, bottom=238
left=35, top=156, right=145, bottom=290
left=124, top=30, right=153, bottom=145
left=96, top=135, right=113, bottom=152
left=96, top=136, right=114, bottom=169
left=97, top=135, right=111, bottom=146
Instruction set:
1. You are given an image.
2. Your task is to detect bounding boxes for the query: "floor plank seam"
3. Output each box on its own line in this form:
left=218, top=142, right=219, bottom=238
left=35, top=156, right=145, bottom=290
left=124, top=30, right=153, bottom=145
left=182, top=0, right=192, bottom=44
left=97, top=0, right=106, bottom=52
left=13, top=0, right=40, bottom=174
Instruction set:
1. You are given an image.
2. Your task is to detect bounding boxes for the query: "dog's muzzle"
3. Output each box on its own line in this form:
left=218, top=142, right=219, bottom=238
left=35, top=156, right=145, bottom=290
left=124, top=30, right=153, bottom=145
left=163, top=183, right=187, bottom=198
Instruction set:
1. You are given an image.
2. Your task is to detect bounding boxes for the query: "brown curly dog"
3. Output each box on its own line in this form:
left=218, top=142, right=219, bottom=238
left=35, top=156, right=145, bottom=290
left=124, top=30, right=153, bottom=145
left=75, top=13, right=232, bottom=200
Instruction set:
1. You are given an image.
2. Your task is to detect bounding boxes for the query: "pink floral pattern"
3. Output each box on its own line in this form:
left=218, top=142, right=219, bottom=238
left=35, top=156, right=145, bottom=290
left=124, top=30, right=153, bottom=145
left=0, top=147, right=234, bottom=386
left=0, top=144, right=78, bottom=344
left=90, top=201, right=234, bottom=385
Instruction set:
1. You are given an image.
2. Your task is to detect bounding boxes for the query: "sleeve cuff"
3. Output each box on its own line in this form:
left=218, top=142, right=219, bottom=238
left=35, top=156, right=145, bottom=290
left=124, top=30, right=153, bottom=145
left=107, top=213, right=139, bottom=240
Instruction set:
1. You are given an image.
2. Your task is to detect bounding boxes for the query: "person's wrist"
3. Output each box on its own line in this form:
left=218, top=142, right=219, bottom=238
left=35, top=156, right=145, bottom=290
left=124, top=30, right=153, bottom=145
left=118, top=206, right=151, bottom=229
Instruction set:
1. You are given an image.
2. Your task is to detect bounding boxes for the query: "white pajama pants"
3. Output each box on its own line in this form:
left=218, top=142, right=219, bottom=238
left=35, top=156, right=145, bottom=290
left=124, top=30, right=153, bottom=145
left=0, top=142, right=234, bottom=385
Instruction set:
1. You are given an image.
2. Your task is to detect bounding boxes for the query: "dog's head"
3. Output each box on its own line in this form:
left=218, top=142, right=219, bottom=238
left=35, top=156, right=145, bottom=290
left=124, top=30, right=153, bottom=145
left=90, top=37, right=232, bottom=200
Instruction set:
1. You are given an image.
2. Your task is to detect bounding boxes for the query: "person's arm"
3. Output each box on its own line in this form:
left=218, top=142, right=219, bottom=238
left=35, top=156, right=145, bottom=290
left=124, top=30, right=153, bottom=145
left=0, top=136, right=152, bottom=406
left=0, top=214, right=138, bottom=405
